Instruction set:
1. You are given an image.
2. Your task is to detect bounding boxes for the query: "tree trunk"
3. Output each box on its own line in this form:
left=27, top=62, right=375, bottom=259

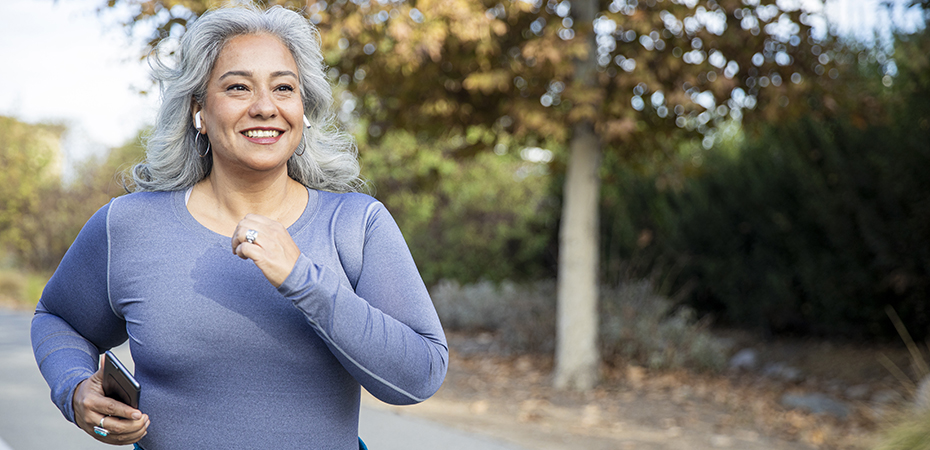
left=554, top=0, right=601, bottom=391
left=554, top=122, right=601, bottom=390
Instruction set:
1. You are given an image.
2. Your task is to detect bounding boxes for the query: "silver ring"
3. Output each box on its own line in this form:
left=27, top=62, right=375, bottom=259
left=99, top=417, right=106, bottom=428
left=94, top=426, right=109, bottom=437
left=245, top=229, right=258, bottom=244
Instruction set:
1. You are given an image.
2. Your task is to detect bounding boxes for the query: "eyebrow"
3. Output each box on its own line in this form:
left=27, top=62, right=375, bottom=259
left=219, top=70, right=252, bottom=80
left=272, top=70, right=298, bottom=79
left=219, top=70, right=298, bottom=80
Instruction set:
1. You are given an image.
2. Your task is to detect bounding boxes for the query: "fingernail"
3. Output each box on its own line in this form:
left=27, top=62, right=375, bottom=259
left=132, top=412, right=142, bottom=420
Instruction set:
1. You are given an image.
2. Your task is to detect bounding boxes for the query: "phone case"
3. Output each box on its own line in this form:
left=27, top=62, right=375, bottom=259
left=102, top=350, right=141, bottom=409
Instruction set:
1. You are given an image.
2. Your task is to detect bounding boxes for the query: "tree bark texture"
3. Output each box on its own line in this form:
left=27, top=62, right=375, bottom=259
left=554, top=121, right=601, bottom=391
left=554, top=0, right=602, bottom=391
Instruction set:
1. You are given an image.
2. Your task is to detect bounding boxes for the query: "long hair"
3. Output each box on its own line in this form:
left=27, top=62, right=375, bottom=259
left=131, top=4, right=361, bottom=193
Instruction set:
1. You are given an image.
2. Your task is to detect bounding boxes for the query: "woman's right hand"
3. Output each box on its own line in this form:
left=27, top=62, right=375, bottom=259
left=72, top=362, right=149, bottom=445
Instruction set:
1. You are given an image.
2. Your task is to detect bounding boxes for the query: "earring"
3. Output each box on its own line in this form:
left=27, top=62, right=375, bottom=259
left=194, top=111, right=202, bottom=130
left=195, top=132, right=210, bottom=158
left=303, top=115, right=312, bottom=128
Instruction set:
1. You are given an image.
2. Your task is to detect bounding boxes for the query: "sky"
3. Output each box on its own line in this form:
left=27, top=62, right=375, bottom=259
left=0, top=0, right=923, bottom=167
left=0, top=0, right=156, bottom=164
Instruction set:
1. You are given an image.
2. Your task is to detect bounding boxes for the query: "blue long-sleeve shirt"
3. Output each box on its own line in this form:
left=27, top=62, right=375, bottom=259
left=31, top=188, right=448, bottom=449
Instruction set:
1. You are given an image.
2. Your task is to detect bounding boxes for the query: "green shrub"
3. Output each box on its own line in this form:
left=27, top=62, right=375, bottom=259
left=361, top=130, right=558, bottom=285
left=598, top=31, right=930, bottom=339
left=604, top=112, right=930, bottom=338
left=0, top=121, right=144, bottom=272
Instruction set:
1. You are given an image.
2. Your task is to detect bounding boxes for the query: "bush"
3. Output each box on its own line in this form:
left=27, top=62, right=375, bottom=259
left=361, top=130, right=558, bottom=285
left=431, top=279, right=728, bottom=372
left=430, top=279, right=557, bottom=354
left=0, top=117, right=65, bottom=270
left=0, top=120, right=144, bottom=272
left=600, top=281, right=727, bottom=372
left=605, top=114, right=930, bottom=338
left=598, top=31, right=930, bottom=339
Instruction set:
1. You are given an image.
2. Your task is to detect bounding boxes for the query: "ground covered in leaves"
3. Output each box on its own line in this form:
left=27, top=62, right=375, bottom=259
left=366, top=331, right=915, bottom=450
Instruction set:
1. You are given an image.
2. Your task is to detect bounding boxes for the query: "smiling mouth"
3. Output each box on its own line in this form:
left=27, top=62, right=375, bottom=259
left=242, top=129, right=282, bottom=138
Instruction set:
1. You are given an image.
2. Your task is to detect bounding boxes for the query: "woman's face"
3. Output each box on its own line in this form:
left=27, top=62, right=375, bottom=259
left=196, top=33, right=304, bottom=176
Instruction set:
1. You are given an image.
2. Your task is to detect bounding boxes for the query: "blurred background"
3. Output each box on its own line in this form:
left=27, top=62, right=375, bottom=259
left=1, top=0, right=928, bottom=448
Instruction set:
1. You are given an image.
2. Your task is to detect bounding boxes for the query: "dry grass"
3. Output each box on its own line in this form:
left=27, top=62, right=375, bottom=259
left=870, top=307, right=930, bottom=450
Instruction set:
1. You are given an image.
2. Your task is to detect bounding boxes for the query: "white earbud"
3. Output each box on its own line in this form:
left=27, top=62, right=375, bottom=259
left=303, top=115, right=312, bottom=129
left=194, top=111, right=202, bottom=130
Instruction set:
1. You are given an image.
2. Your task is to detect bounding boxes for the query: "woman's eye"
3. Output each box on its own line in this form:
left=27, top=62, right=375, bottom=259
left=227, top=84, right=248, bottom=92
left=275, top=84, right=295, bottom=92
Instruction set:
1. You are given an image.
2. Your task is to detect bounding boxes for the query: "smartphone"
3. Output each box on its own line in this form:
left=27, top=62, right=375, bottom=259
left=102, top=350, right=141, bottom=409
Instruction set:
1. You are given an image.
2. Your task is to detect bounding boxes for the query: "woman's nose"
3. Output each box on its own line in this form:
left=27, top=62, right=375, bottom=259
left=248, top=89, right=278, bottom=119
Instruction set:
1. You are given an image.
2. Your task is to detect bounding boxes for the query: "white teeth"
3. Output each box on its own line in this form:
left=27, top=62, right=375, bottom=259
left=244, top=129, right=281, bottom=138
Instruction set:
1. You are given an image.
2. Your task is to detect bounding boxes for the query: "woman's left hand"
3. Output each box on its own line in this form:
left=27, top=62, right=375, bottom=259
left=232, top=214, right=301, bottom=287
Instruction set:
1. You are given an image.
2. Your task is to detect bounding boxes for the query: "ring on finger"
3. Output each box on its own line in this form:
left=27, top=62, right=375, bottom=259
left=94, top=416, right=109, bottom=436
left=245, top=229, right=258, bottom=244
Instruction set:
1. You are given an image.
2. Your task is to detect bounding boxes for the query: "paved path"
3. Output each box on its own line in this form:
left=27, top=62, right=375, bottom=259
left=0, top=308, right=525, bottom=450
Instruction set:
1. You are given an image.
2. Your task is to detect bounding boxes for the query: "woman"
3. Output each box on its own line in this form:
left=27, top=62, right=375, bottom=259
left=31, top=4, right=448, bottom=449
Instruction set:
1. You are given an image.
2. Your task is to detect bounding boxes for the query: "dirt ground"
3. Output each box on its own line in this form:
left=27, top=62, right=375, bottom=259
left=366, top=331, right=917, bottom=450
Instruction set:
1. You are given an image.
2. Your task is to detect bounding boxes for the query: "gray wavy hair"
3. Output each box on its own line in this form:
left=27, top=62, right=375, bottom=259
left=131, top=4, right=361, bottom=193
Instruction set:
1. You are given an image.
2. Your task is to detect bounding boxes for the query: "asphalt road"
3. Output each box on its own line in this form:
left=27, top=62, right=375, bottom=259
left=0, top=308, right=525, bottom=450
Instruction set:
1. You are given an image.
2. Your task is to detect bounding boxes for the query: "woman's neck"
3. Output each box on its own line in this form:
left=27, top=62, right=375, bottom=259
left=187, top=171, right=308, bottom=236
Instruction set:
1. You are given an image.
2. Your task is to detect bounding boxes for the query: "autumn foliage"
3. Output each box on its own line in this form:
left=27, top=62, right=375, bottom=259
left=2, top=0, right=926, bottom=340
